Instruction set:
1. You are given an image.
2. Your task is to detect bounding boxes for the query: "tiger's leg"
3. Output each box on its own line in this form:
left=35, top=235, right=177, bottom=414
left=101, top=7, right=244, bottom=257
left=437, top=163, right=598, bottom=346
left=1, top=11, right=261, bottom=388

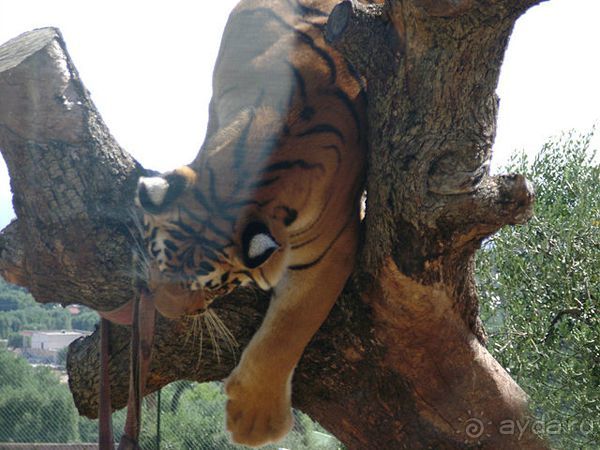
left=225, top=216, right=359, bottom=447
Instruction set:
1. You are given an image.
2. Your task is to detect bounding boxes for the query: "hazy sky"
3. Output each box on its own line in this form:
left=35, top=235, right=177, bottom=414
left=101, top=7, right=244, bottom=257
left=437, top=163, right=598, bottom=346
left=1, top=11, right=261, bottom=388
left=0, top=0, right=598, bottom=230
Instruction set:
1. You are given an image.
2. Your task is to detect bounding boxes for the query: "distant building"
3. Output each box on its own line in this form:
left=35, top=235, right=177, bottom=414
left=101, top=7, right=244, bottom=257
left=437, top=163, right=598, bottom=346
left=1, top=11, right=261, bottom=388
left=67, top=305, right=81, bottom=316
left=30, top=330, right=88, bottom=351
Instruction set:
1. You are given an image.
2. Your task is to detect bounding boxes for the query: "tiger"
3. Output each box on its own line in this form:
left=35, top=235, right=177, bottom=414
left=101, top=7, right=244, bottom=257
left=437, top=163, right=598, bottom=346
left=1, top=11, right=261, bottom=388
left=135, top=0, right=367, bottom=446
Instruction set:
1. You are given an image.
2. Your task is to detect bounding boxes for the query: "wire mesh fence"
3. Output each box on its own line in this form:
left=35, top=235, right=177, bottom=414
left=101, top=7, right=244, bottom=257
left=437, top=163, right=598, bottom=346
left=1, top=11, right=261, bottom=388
left=0, top=278, right=344, bottom=449
left=0, top=343, right=343, bottom=450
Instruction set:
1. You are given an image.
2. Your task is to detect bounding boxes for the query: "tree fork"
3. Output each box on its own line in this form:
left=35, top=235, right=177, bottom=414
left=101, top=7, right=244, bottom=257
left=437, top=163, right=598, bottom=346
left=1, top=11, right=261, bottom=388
left=0, top=1, right=547, bottom=448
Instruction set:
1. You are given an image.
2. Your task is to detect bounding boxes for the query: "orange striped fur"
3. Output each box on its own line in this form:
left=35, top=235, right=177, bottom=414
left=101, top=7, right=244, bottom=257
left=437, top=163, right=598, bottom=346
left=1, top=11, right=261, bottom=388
left=136, top=1, right=367, bottom=445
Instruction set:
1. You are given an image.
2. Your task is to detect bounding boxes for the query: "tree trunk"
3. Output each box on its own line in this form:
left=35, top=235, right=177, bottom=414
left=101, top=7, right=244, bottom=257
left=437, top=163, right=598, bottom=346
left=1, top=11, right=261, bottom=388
left=0, top=1, right=549, bottom=448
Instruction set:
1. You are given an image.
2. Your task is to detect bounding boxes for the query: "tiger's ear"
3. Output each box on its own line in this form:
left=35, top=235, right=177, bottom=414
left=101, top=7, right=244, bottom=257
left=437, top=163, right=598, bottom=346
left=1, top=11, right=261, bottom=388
left=136, top=166, right=197, bottom=214
left=241, top=221, right=280, bottom=269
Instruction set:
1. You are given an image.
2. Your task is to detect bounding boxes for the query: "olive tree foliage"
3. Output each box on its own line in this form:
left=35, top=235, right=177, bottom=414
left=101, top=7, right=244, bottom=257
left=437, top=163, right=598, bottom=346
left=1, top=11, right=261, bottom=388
left=476, top=131, right=599, bottom=449
left=0, top=347, right=79, bottom=443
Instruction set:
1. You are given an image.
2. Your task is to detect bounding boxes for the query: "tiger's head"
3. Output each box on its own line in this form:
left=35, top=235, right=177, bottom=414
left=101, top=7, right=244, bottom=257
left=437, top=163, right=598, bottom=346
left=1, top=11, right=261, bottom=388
left=135, top=166, right=288, bottom=319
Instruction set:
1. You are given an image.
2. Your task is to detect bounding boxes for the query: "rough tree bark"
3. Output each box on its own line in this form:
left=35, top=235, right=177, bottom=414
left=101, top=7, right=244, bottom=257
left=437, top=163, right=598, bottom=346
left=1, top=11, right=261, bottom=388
left=0, top=1, right=549, bottom=448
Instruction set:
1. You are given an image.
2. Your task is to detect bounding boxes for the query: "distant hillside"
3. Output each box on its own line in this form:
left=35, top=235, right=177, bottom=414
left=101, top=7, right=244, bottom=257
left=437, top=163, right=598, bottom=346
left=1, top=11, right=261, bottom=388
left=0, top=278, right=98, bottom=343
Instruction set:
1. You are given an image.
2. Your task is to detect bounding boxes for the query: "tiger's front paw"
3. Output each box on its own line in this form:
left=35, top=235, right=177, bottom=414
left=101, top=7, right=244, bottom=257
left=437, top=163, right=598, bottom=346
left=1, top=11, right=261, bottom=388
left=225, top=368, right=293, bottom=447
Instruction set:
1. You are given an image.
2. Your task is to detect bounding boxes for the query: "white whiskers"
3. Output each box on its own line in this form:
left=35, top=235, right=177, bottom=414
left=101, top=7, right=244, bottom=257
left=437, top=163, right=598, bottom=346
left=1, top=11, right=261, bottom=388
left=184, top=309, right=238, bottom=368
left=184, top=315, right=205, bottom=370
left=206, top=309, right=239, bottom=360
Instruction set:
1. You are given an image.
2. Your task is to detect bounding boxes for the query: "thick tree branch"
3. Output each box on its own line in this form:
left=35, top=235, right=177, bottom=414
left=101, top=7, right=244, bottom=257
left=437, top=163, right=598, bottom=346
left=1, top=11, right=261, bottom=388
left=68, top=263, right=549, bottom=449
left=329, top=0, right=536, bottom=271
left=325, top=1, right=397, bottom=79
left=412, top=0, right=473, bottom=17
left=324, top=1, right=538, bottom=340
left=0, top=28, right=144, bottom=311
left=0, top=220, right=25, bottom=285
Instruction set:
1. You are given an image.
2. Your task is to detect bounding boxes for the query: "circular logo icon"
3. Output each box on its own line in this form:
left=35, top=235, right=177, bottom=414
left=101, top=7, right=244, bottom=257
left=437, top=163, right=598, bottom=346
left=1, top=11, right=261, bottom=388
left=465, top=417, right=485, bottom=439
